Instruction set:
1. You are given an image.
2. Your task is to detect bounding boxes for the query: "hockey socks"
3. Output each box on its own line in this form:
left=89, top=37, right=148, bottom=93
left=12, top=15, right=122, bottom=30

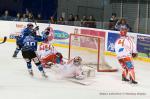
left=129, top=69, right=138, bottom=84
left=37, top=64, right=48, bottom=78
left=27, top=62, right=32, bottom=69
left=122, top=68, right=130, bottom=81
left=12, top=48, right=20, bottom=57
left=27, top=62, right=33, bottom=76
left=122, top=76, right=129, bottom=82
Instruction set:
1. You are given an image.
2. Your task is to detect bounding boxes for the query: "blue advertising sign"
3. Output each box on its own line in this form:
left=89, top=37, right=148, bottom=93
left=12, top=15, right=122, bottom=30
left=54, top=30, right=69, bottom=40
left=107, top=32, right=120, bottom=52
left=137, top=35, right=150, bottom=57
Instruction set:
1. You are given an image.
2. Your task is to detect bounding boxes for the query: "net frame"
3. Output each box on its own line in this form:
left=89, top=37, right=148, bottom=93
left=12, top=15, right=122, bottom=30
left=68, top=33, right=118, bottom=72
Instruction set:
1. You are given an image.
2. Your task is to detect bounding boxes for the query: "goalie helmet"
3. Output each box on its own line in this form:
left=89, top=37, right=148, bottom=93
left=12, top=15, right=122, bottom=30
left=73, top=56, right=82, bottom=66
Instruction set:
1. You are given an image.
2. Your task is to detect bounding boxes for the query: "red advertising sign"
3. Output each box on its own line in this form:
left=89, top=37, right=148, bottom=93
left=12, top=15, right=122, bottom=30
left=80, top=29, right=106, bottom=49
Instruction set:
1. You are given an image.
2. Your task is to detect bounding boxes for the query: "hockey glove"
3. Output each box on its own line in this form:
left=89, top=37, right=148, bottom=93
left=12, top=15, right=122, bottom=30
left=34, top=26, right=39, bottom=31
left=132, top=53, right=138, bottom=58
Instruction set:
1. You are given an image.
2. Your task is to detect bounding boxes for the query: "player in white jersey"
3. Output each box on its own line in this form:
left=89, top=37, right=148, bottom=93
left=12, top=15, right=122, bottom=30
left=38, top=42, right=57, bottom=59
left=54, top=56, right=85, bottom=80
left=115, top=29, right=138, bottom=84
left=37, top=27, right=59, bottom=68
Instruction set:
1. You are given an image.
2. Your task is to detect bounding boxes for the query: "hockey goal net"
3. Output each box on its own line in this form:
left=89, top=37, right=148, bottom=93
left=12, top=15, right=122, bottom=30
left=68, top=33, right=118, bottom=72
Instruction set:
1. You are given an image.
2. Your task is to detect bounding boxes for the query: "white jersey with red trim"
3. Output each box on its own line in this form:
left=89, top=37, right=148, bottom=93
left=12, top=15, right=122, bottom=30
left=115, top=36, right=137, bottom=59
left=38, top=42, right=57, bottom=58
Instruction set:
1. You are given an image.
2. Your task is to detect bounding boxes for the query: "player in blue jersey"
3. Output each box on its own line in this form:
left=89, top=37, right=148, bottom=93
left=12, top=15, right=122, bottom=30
left=20, top=33, right=49, bottom=78
left=12, top=23, right=38, bottom=57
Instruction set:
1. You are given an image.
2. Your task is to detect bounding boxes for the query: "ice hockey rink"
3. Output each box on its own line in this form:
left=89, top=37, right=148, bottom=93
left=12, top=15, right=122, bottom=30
left=0, top=42, right=150, bottom=99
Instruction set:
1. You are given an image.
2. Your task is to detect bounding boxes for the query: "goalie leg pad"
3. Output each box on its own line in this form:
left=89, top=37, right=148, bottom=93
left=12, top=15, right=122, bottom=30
left=82, top=67, right=95, bottom=78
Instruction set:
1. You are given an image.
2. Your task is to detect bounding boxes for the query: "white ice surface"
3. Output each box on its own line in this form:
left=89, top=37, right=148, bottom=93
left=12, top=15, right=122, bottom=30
left=0, top=42, right=150, bottom=99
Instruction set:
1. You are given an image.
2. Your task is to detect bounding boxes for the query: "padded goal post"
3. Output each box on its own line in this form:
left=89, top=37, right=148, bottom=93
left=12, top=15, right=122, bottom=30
left=68, top=33, right=118, bottom=72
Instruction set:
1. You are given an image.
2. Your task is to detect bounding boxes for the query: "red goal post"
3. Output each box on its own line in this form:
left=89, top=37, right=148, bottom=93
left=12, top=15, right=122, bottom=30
left=68, top=33, right=118, bottom=72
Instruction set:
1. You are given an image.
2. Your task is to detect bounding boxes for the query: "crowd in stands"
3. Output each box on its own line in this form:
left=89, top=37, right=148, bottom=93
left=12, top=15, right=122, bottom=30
left=109, top=13, right=131, bottom=32
left=0, top=9, right=131, bottom=31
left=0, top=10, right=41, bottom=22
left=50, top=14, right=96, bottom=28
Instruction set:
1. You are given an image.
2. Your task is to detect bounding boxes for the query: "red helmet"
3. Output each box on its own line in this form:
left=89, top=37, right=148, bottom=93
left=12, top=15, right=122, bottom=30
left=120, top=29, right=127, bottom=36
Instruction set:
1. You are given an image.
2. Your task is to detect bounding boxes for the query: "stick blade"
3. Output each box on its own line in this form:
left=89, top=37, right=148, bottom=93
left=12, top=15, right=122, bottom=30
left=67, top=78, right=95, bottom=86
left=0, top=36, right=7, bottom=44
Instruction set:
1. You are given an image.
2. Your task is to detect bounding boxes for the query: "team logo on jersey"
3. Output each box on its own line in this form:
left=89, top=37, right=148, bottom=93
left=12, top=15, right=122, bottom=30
left=119, top=48, right=124, bottom=52
left=54, top=30, right=69, bottom=39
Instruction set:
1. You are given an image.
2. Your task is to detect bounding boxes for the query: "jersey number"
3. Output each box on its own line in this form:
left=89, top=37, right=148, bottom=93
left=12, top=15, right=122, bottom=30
left=25, top=42, right=36, bottom=46
left=118, top=39, right=125, bottom=46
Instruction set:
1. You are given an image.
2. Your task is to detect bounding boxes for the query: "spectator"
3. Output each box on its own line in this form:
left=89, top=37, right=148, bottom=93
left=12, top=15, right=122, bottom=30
left=0, top=10, right=12, bottom=20
left=74, top=15, right=81, bottom=26
left=57, top=17, right=65, bottom=25
left=87, top=15, right=96, bottom=28
left=25, top=8, right=30, bottom=17
left=50, top=16, right=56, bottom=24
left=28, top=12, right=34, bottom=21
left=13, top=13, right=21, bottom=21
left=109, top=13, right=118, bottom=30
left=36, top=13, right=42, bottom=22
left=81, top=15, right=88, bottom=27
left=115, top=18, right=131, bottom=31
left=67, top=14, right=74, bottom=26
left=37, top=13, right=42, bottom=20
left=20, top=14, right=28, bottom=22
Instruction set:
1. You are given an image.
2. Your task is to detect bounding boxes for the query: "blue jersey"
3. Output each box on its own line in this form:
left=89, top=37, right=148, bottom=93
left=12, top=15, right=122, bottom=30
left=21, top=28, right=33, bottom=37
left=21, top=35, right=46, bottom=51
left=16, top=27, right=33, bottom=46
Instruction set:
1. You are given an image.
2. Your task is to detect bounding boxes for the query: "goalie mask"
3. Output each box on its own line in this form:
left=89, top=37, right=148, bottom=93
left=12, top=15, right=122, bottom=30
left=73, top=56, right=82, bottom=66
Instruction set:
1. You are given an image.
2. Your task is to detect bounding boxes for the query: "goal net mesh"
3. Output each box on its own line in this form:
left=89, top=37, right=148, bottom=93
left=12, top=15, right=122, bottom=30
left=68, top=34, right=117, bottom=72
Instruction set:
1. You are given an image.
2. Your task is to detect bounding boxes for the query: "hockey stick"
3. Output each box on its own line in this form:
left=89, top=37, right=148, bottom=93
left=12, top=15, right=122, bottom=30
left=67, top=78, right=95, bottom=86
left=31, top=15, right=41, bottom=36
left=0, top=36, right=7, bottom=44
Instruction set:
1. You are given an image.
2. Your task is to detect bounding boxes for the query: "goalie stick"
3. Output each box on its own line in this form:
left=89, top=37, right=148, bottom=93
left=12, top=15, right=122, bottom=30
left=67, top=78, right=95, bottom=86
left=0, top=36, right=7, bottom=44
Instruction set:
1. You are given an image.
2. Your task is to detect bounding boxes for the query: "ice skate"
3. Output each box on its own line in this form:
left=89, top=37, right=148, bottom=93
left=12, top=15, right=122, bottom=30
left=42, top=71, right=48, bottom=78
left=28, top=70, right=34, bottom=76
left=130, top=79, right=138, bottom=84
left=12, top=52, right=17, bottom=58
left=122, top=75, right=129, bottom=82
